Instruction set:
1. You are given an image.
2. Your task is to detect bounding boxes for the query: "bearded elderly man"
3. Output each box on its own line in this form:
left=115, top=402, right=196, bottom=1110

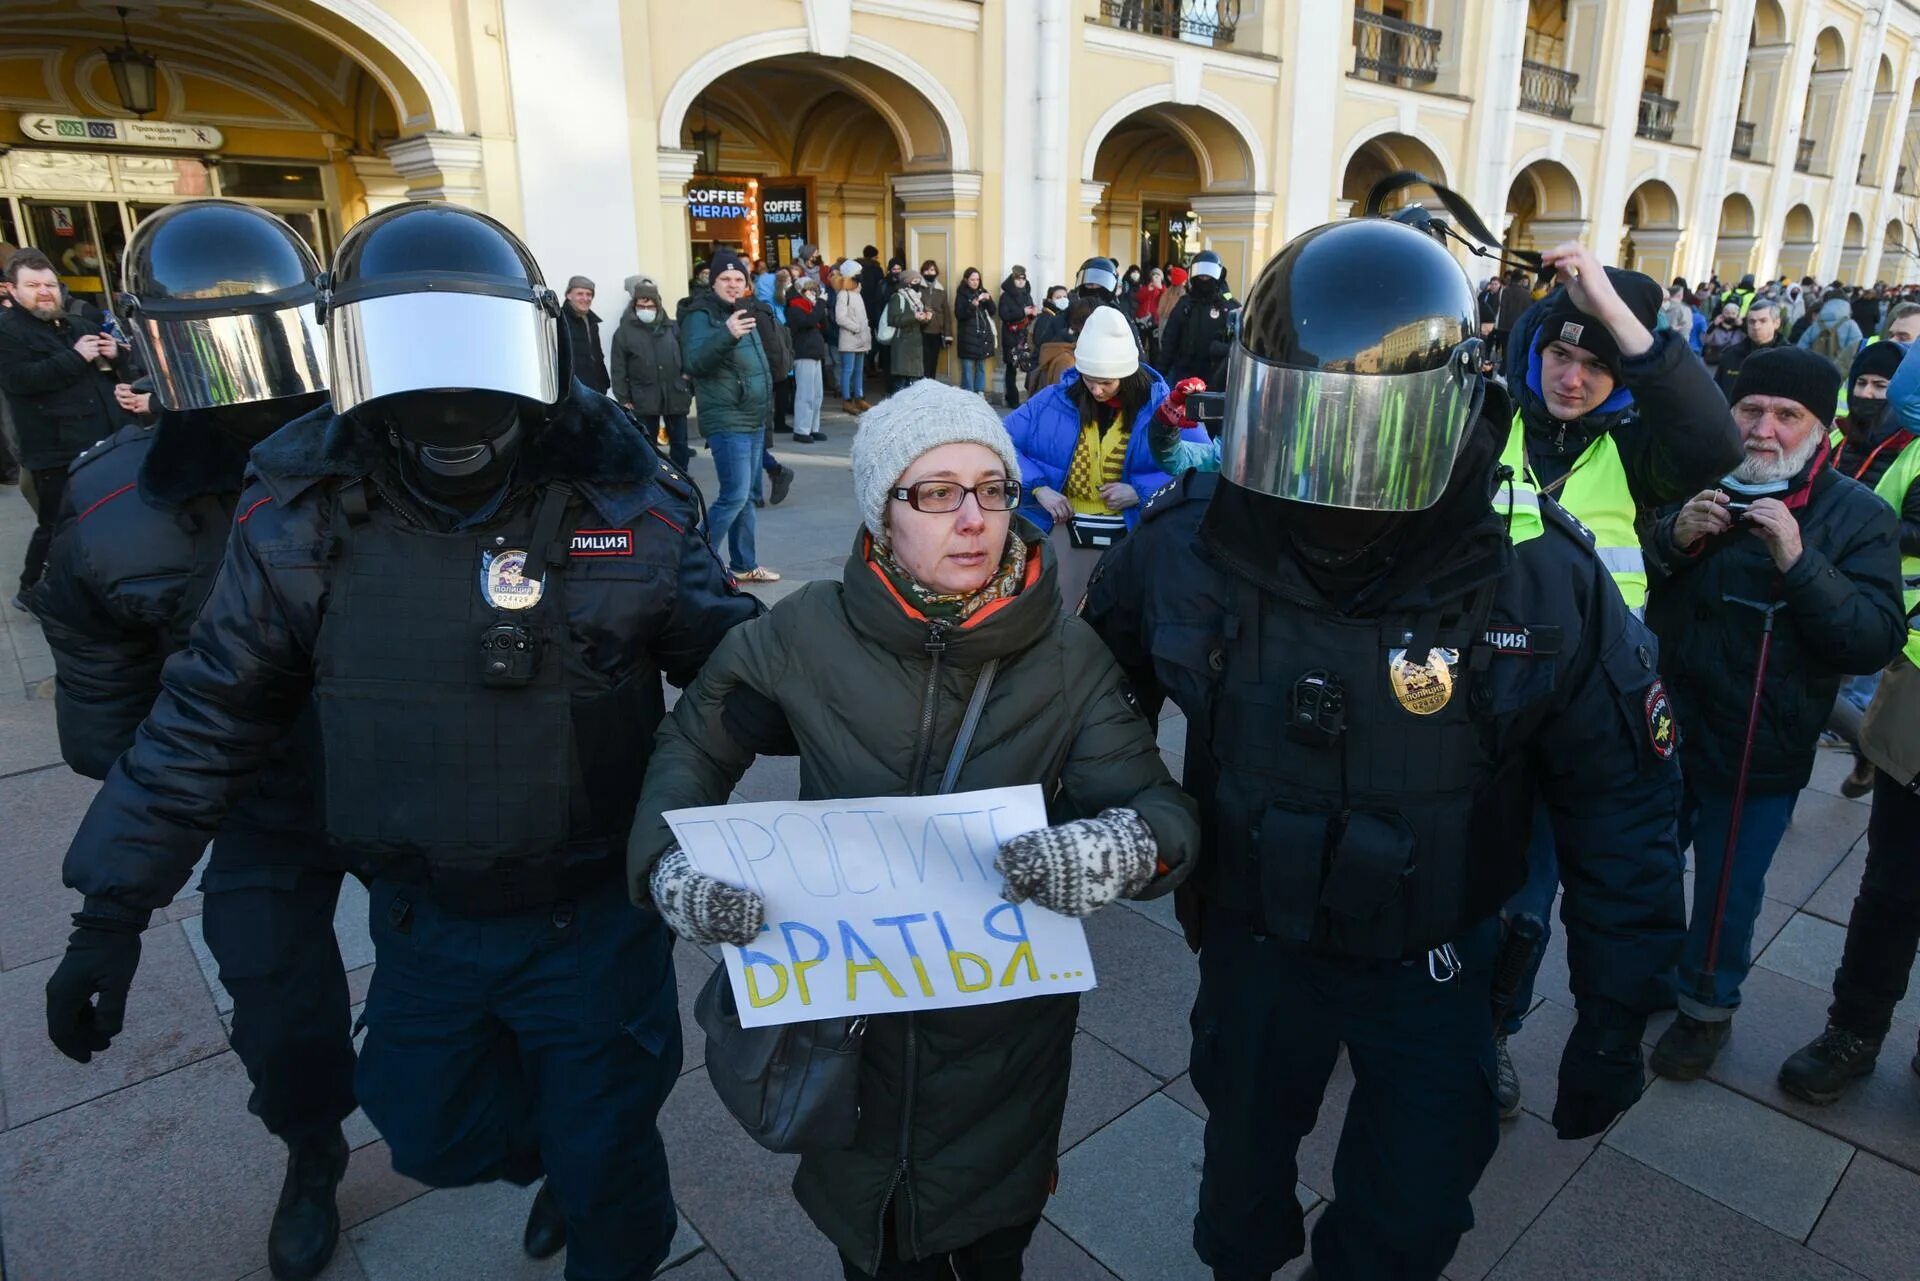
left=1643, top=345, right=1905, bottom=1079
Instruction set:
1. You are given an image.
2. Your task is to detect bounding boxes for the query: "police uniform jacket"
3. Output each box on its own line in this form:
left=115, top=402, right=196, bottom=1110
left=59, top=383, right=758, bottom=928
left=34, top=413, right=330, bottom=873
left=1084, top=418, right=1687, bottom=1018
left=1644, top=459, right=1905, bottom=795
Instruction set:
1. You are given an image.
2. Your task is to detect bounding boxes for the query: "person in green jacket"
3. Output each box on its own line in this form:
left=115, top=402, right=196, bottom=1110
left=680, top=250, right=781, bottom=582
left=629, top=379, right=1200, bottom=1280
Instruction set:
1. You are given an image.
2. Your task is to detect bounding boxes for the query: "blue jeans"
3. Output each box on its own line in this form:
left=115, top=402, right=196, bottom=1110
left=357, top=878, right=682, bottom=1281
left=838, top=351, right=865, bottom=401
left=1674, top=783, right=1797, bottom=1019
left=706, top=431, right=759, bottom=573
left=1498, top=800, right=1558, bottom=1036
left=959, top=357, right=987, bottom=393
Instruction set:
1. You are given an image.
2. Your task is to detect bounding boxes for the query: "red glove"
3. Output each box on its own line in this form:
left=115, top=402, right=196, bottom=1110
left=1158, top=377, right=1208, bottom=429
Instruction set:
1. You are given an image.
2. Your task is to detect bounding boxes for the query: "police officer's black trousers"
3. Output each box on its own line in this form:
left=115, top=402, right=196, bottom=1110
left=356, top=877, right=682, bottom=1281
left=1189, top=920, right=1502, bottom=1281
left=1830, top=770, right=1920, bottom=1039
left=197, top=840, right=358, bottom=1143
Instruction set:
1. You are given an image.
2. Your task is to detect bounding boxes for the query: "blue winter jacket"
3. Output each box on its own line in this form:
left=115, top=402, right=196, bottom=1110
left=1005, top=366, right=1206, bottom=534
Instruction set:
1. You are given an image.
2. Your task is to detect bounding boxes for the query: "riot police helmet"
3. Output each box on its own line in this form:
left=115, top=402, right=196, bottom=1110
left=1075, top=256, right=1120, bottom=299
left=1185, top=250, right=1226, bottom=295
left=118, top=200, right=328, bottom=413
left=319, top=202, right=560, bottom=416
left=1218, top=217, right=1480, bottom=512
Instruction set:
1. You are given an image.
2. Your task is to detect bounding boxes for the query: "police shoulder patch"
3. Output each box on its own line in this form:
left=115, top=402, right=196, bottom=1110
left=1644, top=678, right=1676, bottom=758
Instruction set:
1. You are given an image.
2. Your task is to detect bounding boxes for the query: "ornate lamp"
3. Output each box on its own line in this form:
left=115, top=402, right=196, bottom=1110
left=104, top=6, right=159, bottom=118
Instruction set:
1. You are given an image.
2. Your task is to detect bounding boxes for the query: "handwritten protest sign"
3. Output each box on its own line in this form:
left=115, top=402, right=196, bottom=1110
left=664, top=785, right=1097, bottom=1028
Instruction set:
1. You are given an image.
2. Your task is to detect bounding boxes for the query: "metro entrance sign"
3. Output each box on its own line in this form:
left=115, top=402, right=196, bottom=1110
left=17, top=114, right=224, bottom=152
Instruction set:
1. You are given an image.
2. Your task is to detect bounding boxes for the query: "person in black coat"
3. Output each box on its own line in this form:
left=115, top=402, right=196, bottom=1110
left=1158, top=251, right=1239, bottom=388
left=784, top=276, right=830, bottom=442
left=953, top=267, right=997, bottom=396
left=997, top=266, right=1036, bottom=408
left=33, top=200, right=352, bottom=1281
left=0, top=249, right=132, bottom=603
left=1643, top=347, right=1905, bottom=1079
left=562, top=275, right=611, bottom=395
left=859, top=245, right=886, bottom=376
left=1711, top=300, right=1793, bottom=399
left=611, top=280, right=695, bottom=470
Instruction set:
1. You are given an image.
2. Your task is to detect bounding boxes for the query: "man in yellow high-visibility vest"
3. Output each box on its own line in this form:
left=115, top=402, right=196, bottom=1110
left=1491, top=242, right=1743, bottom=1117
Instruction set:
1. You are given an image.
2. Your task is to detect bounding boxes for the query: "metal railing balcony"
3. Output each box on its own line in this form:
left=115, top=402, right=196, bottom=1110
left=1519, top=60, right=1578, bottom=119
left=1731, top=120, right=1756, bottom=159
left=1636, top=92, right=1678, bottom=142
left=1796, top=137, right=1815, bottom=172
left=1097, top=0, right=1240, bottom=45
left=1352, top=9, right=1441, bottom=87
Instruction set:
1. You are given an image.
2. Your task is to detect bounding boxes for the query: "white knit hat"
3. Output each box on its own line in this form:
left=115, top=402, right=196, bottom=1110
left=1075, top=307, right=1139, bottom=379
left=850, top=380, right=1023, bottom=545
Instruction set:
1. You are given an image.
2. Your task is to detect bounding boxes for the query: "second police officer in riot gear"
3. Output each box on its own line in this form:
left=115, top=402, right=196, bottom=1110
left=47, top=202, right=758, bottom=1281
left=37, top=200, right=350, bottom=1281
left=1084, top=216, right=1687, bottom=1281
left=1158, top=250, right=1240, bottom=390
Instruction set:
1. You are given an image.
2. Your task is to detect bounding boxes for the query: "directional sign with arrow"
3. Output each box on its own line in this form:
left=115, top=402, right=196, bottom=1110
left=16, top=114, right=224, bottom=152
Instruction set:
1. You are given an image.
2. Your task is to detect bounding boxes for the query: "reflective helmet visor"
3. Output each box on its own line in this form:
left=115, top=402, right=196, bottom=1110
left=1217, top=338, right=1480, bottom=511
left=328, top=291, right=559, bottom=414
left=1077, top=261, right=1119, bottom=294
left=132, top=302, right=329, bottom=413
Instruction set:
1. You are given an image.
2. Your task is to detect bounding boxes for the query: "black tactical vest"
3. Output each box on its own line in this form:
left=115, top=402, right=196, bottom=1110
left=1189, top=579, right=1541, bottom=959
left=313, top=480, right=653, bottom=900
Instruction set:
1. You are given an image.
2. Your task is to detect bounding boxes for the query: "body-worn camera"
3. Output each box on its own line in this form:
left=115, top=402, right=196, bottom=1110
left=1187, top=390, right=1226, bottom=435
left=1287, top=669, right=1346, bottom=747
left=479, top=622, right=539, bottom=686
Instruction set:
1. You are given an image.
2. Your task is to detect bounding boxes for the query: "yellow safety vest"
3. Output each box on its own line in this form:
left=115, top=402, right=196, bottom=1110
left=1498, top=413, right=1647, bottom=611
left=1873, top=438, right=1920, bottom=667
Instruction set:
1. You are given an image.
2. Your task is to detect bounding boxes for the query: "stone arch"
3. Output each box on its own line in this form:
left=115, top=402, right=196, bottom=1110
left=1081, top=86, right=1268, bottom=191
left=1624, top=178, right=1682, bottom=229
left=1714, top=193, right=1759, bottom=280
left=1505, top=158, right=1584, bottom=253
left=1780, top=203, right=1818, bottom=279
left=1878, top=54, right=1896, bottom=94
left=659, top=29, right=968, bottom=172
left=1845, top=212, right=1867, bottom=248
left=1751, top=0, right=1788, bottom=45
left=1622, top=178, right=1682, bottom=279
left=1812, top=26, right=1847, bottom=72
left=1336, top=127, right=1453, bottom=214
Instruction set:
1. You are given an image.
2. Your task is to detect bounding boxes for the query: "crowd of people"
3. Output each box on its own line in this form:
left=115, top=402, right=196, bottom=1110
left=0, top=194, right=1917, bottom=1281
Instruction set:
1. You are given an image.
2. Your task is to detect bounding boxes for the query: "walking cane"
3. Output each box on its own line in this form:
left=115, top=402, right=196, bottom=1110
left=1700, top=593, right=1786, bottom=1003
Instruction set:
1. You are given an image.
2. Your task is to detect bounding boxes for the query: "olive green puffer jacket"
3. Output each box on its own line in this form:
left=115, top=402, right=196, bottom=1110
left=630, top=522, right=1197, bottom=1272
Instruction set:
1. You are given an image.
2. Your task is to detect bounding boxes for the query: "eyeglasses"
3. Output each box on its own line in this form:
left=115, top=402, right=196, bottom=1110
left=890, top=479, right=1022, bottom=513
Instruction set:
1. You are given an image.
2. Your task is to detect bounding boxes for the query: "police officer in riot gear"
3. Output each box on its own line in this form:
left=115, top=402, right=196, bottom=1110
left=1075, top=256, right=1146, bottom=356
left=37, top=199, right=349, bottom=1281
left=49, top=202, right=758, bottom=1281
left=1084, top=216, right=1686, bottom=1281
left=1158, top=250, right=1239, bottom=389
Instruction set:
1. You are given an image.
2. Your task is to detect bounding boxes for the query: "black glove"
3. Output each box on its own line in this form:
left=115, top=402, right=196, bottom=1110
left=1553, top=999, right=1647, bottom=1139
left=45, top=918, right=143, bottom=1064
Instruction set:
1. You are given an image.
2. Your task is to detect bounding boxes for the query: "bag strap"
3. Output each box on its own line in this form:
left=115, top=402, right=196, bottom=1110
left=938, top=657, right=999, bottom=795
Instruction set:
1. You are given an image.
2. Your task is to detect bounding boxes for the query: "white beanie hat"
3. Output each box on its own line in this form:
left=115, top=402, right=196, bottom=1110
left=851, top=381, right=1023, bottom=545
left=1075, top=306, right=1140, bottom=379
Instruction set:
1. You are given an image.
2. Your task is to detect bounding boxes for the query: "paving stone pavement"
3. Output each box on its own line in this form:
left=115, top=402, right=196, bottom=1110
left=3, top=407, right=1918, bottom=1281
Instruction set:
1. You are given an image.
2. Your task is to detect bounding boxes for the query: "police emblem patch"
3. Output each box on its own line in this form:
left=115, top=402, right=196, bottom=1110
left=1388, top=647, right=1458, bottom=715
left=1645, top=679, right=1676, bottom=758
left=481, top=548, right=542, bottom=610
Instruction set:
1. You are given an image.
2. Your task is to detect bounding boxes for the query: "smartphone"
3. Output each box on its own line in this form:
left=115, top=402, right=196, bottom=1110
left=1187, top=390, right=1226, bottom=426
left=1724, top=500, right=1755, bottom=515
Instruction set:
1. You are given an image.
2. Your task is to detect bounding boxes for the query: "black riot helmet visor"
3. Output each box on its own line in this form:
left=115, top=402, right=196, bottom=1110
left=1219, top=218, right=1481, bottom=512
left=1075, top=256, right=1119, bottom=297
left=320, top=202, right=560, bottom=415
left=118, top=200, right=329, bottom=412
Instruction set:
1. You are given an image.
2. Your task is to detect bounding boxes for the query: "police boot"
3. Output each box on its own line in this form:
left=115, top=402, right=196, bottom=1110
left=267, top=1126, right=349, bottom=1280
left=1494, top=1035, right=1523, bottom=1119
left=1650, top=1012, right=1732, bottom=1080
left=522, top=1180, right=566, bottom=1260
left=1778, top=1025, right=1882, bottom=1105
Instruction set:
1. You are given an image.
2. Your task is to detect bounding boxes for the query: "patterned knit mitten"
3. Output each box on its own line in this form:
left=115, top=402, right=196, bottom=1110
left=648, top=847, right=765, bottom=946
left=993, top=808, right=1159, bottom=918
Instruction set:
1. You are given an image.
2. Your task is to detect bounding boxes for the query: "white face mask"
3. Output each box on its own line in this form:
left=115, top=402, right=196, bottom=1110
left=636, top=307, right=658, bottom=322
left=1049, top=296, right=1068, bottom=310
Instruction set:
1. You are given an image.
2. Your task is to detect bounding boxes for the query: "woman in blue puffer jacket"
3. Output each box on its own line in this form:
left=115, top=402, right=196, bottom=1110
left=1005, top=306, right=1207, bottom=611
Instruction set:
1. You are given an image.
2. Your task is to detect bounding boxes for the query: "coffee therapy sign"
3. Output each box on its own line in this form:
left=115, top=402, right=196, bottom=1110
left=664, top=786, right=1097, bottom=1028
